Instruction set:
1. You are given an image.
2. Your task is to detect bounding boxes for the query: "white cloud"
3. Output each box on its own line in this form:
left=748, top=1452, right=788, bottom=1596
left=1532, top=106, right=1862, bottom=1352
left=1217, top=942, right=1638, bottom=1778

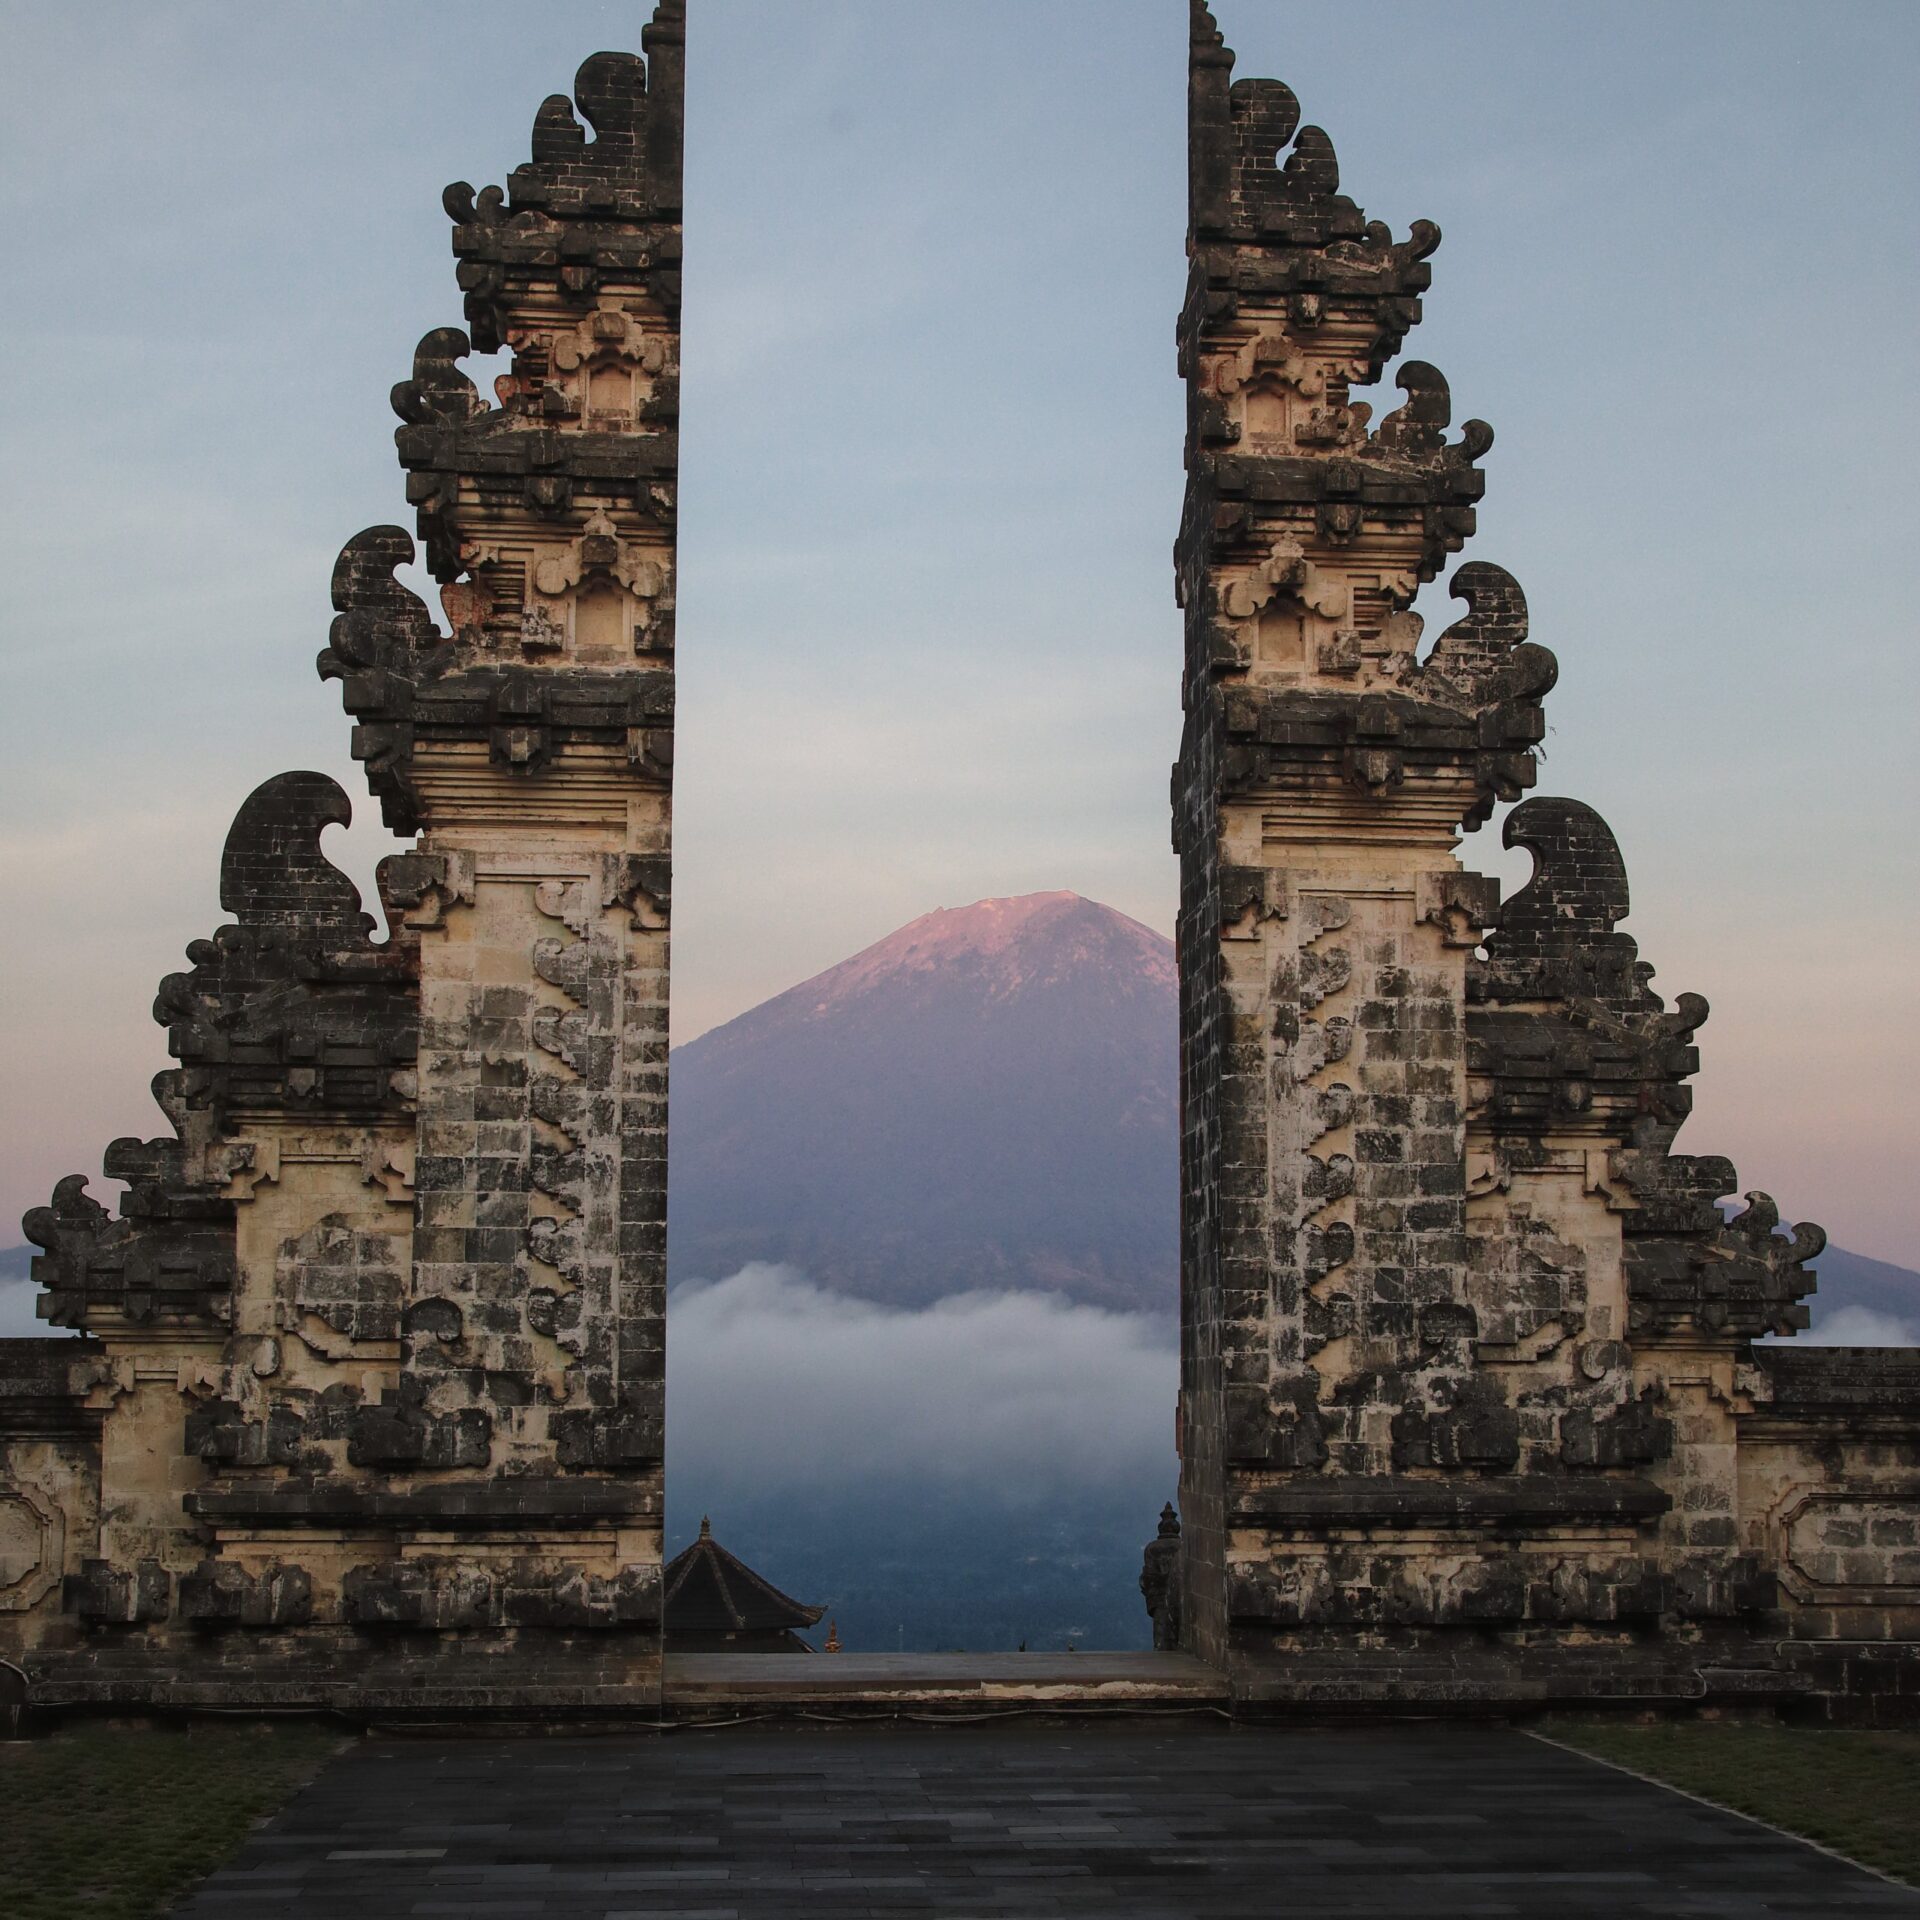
left=666, top=1265, right=1176, bottom=1499
left=1, top=1266, right=1184, bottom=1482
left=1798, top=1306, right=1920, bottom=1349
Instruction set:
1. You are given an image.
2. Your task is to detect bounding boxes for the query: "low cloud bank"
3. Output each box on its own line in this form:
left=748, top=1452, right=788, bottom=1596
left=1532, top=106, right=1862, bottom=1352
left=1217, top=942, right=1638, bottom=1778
left=1795, top=1304, right=1920, bottom=1347
left=5, top=1261, right=1914, bottom=1375
left=664, top=1264, right=1177, bottom=1648
left=666, top=1263, right=1176, bottom=1500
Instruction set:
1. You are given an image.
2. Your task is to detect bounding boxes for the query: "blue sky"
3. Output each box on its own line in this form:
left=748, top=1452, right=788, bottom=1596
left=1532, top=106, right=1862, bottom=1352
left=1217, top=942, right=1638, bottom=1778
left=1, top=0, right=1915, bottom=1264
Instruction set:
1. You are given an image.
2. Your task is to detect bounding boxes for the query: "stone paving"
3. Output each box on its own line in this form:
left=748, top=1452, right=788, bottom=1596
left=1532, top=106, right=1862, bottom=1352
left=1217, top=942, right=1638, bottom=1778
left=171, top=1722, right=1920, bottom=1917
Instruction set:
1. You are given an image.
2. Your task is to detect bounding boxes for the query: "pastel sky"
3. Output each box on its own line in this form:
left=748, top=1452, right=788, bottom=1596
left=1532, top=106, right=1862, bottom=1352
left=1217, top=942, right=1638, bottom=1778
left=1, top=1, right=1915, bottom=1265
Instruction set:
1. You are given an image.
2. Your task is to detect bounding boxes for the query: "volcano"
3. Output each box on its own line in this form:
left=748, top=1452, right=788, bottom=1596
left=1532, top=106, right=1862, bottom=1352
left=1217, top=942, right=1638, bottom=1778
left=667, top=892, right=1178, bottom=1310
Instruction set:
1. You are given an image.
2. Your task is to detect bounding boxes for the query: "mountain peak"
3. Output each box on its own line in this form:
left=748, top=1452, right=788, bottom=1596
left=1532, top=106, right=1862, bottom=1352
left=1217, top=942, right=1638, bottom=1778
left=682, top=894, right=1174, bottom=1055
left=669, top=891, right=1179, bottom=1310
left=811, top=891, right=1173, bottom=1009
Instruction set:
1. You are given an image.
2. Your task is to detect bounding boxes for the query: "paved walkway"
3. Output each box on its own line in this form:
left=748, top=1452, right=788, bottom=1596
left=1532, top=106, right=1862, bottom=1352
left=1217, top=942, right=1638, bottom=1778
left=172, top=1722, right=1919, bottom=1917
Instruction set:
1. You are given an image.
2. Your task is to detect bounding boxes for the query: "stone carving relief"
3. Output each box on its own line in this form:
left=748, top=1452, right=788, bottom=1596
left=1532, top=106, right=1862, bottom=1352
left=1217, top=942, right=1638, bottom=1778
left=0, top=1487, right=60, bottom=1613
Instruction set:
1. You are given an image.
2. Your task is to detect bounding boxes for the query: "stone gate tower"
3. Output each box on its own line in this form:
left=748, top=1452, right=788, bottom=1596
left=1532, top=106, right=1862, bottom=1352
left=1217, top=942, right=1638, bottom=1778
left=1171, top=0, right=1917, bottom=1713
left=3, top=6, right=684, bottom=1713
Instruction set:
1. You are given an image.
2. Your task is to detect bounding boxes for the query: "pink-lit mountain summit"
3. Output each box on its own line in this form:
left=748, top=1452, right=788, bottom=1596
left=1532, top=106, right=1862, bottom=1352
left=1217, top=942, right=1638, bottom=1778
left=668, top=893, right=1177, bottom=1310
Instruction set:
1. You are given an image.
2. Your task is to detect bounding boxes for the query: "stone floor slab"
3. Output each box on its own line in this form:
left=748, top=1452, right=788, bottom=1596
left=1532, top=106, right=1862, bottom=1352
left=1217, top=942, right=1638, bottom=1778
left=168, top=1723, right=1920, bottom=1918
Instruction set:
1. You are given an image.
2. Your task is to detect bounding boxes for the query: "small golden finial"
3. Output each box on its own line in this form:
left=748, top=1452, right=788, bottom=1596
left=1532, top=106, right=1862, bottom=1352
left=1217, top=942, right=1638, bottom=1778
left=823, top=1619, right=842, bottom=1653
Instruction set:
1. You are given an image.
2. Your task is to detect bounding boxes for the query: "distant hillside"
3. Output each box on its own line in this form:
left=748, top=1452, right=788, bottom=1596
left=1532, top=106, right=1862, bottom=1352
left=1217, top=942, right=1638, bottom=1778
left=1802, top=1244, right=1920, bottom=1342
left=667, top=891, right=1178, bottom=1311
left=0, top=1242, right=53, bottom=1339
left=667, top=1490, right=1154, bottom=1654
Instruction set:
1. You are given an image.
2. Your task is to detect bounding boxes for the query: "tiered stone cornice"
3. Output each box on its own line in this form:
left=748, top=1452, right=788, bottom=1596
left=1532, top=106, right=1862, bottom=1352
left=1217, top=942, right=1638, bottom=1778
left=323, top=35, right=684, bottom=839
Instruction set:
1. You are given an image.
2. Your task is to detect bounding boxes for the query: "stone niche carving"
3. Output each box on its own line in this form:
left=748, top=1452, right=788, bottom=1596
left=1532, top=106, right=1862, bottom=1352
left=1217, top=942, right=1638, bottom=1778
left=277, top=1216, right=407, bottom=1355
left=1782, top=1491, right=1920, bottom=1603
left=0, top=1487, right=60, bottom=1613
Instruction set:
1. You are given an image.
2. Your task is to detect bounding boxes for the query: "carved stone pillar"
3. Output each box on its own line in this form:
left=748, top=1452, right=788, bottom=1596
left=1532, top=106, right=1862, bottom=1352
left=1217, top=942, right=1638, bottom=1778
left=1172, top=2, right=1825, bottom=1705
left=7, top=10, right=686, bottom=1713
left=317, top=17, right=685, bottom=1683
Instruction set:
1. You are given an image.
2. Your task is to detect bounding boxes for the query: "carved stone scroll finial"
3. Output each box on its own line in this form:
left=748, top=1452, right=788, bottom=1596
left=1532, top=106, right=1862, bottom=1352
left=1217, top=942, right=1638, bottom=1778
left=1495, top=797, right=1631, bottom=954
left=217, top=772, right=369, bottom=938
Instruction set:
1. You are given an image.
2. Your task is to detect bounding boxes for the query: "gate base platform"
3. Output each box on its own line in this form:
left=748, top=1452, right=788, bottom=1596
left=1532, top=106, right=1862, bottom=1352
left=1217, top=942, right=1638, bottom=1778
left=663, top=1651, right=1229, bottom=1717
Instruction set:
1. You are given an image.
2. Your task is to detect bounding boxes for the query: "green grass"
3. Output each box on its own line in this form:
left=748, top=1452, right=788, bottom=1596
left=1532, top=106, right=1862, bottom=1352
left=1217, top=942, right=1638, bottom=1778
left=1545, top=1717, right=1920, bottom=1887
left=0, top=1720, right=345, bottom=1920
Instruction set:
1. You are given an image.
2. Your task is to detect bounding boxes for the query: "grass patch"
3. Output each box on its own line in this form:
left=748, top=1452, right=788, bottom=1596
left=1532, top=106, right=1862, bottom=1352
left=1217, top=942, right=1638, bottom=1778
left=0, top=1719, right=344, bottom=1920
left=1545, top=1717, right=1920, bottom=1887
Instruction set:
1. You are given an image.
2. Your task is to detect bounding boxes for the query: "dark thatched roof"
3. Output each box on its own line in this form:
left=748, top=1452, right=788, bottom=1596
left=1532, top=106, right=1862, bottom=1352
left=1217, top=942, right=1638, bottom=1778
left=663, top=1518, right=825, bottom=1634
